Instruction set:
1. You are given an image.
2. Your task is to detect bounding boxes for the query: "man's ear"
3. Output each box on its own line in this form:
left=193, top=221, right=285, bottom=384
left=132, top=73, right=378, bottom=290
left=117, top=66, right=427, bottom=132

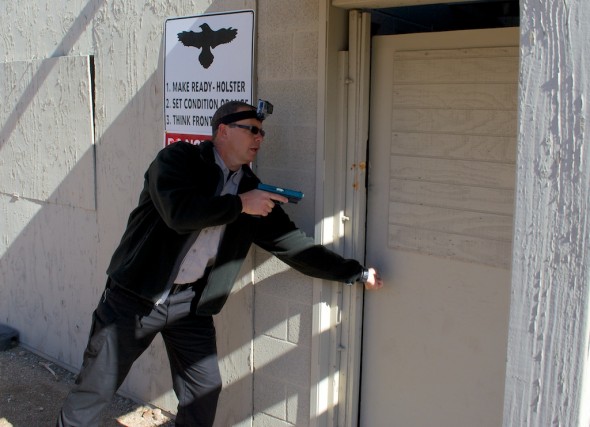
left=217, top=123, right=229, bottom=139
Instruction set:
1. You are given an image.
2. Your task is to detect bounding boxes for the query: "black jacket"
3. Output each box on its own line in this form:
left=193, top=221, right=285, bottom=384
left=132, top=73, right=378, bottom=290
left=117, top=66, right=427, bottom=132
left=106, top=141, right=365, bottom=315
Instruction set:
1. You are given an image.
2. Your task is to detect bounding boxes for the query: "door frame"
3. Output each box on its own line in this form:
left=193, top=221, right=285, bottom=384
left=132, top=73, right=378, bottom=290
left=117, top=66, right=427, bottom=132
left=313, top=5, right=371, bottom=427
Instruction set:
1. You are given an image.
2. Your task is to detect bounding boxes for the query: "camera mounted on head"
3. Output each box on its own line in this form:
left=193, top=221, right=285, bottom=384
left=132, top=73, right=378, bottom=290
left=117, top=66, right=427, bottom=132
left=218, top=99, right=274, bottom=126
left=256, top=100, right=273, bottom=121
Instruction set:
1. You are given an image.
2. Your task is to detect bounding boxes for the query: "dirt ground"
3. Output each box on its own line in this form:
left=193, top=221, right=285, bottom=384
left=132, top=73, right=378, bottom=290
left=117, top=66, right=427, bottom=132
left=0, top=345, right=174, bottom=427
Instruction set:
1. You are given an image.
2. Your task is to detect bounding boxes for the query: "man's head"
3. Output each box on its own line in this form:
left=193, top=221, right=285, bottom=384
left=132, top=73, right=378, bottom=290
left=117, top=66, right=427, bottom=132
left=211, top=101, right=266, bottom=171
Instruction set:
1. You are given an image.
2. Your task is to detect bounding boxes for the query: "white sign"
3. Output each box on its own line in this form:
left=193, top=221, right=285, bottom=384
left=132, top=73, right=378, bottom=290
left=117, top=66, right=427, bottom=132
left=164, top=10, right=254, bottom=146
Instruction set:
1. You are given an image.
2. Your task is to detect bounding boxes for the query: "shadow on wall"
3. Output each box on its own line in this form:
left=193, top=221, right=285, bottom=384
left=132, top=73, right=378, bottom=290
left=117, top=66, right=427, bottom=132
left=0, top=2, right=338, bottom=425
left=0, top=0, right=105, bottom=152
left=0, top=0, right=106, bottom=368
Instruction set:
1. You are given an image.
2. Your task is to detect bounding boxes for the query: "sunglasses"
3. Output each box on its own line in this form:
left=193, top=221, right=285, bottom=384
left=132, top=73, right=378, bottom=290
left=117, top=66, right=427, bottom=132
left=228, top=123, right=266, bottom=137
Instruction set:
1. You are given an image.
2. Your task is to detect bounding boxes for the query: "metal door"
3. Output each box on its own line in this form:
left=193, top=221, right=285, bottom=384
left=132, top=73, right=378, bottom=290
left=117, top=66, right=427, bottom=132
left=361, top=28, right=519, bottom=427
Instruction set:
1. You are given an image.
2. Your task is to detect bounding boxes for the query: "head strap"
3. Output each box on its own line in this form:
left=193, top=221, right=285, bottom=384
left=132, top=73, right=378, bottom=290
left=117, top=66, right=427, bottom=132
left=219, top=110, right=259, bottom=125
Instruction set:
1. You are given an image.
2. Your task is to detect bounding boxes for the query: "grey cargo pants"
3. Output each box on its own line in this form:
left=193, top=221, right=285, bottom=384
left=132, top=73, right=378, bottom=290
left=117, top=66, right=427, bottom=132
left=56, top=280, right=221, bottom=427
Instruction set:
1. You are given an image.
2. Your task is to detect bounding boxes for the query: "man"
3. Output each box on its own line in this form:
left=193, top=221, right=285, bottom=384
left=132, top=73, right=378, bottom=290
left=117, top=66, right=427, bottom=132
left=57, top=101, right=383, bottom=426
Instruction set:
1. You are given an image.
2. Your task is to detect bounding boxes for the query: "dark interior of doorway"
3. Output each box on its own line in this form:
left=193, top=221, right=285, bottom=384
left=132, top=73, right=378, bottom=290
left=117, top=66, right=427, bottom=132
left=370, top=0, right=519, bottom=35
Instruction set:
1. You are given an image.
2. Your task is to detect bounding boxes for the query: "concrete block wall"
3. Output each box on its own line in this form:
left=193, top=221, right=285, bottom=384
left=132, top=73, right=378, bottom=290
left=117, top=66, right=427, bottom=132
left=253, top=254, right=315, bottom=426
left=253, top=0, right=321, bottom=425
left=1, top=0, right=325, bottom=425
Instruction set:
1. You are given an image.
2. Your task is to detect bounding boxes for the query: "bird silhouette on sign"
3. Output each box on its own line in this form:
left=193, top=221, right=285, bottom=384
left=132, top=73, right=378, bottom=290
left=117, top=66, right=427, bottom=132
left=177, top=23, right=238, bottom=69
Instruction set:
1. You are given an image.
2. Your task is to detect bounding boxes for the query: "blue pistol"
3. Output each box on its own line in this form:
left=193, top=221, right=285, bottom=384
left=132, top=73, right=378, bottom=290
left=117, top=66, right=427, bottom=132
left=257, top=183, right=304, bottom=204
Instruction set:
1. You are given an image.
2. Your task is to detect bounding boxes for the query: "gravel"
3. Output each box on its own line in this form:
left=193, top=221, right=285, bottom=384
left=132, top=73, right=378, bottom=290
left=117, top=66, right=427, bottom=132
left=0, top=345, right=174, bottom=427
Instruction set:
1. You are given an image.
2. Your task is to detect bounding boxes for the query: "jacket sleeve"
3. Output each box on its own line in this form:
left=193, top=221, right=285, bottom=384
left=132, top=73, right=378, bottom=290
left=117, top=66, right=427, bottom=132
left=253, top=205, right=365, bottom=284
left=147, top=143, right=243, bottom=233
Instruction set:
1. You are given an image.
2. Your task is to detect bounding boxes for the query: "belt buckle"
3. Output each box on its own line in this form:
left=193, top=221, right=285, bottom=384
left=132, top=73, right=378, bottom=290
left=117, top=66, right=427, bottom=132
left=171, top=283, right=188, bottom=295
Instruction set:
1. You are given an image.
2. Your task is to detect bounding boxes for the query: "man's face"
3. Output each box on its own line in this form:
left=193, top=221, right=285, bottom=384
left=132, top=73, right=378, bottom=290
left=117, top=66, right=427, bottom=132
left=217, top=111, right=264, bottom=170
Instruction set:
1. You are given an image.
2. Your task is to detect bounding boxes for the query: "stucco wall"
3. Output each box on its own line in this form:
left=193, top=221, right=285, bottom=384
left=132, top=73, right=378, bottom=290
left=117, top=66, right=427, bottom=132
left=1, top=0, right=322, bottom=425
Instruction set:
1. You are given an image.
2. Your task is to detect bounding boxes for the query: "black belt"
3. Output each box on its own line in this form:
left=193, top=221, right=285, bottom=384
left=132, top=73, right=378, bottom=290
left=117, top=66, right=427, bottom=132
left=170, top=267, right=212, bottom=296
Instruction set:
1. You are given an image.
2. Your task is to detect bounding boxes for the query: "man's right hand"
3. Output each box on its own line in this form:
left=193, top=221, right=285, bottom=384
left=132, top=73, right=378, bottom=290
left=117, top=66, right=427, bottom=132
left=239, top=189, right=288, bottom=216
